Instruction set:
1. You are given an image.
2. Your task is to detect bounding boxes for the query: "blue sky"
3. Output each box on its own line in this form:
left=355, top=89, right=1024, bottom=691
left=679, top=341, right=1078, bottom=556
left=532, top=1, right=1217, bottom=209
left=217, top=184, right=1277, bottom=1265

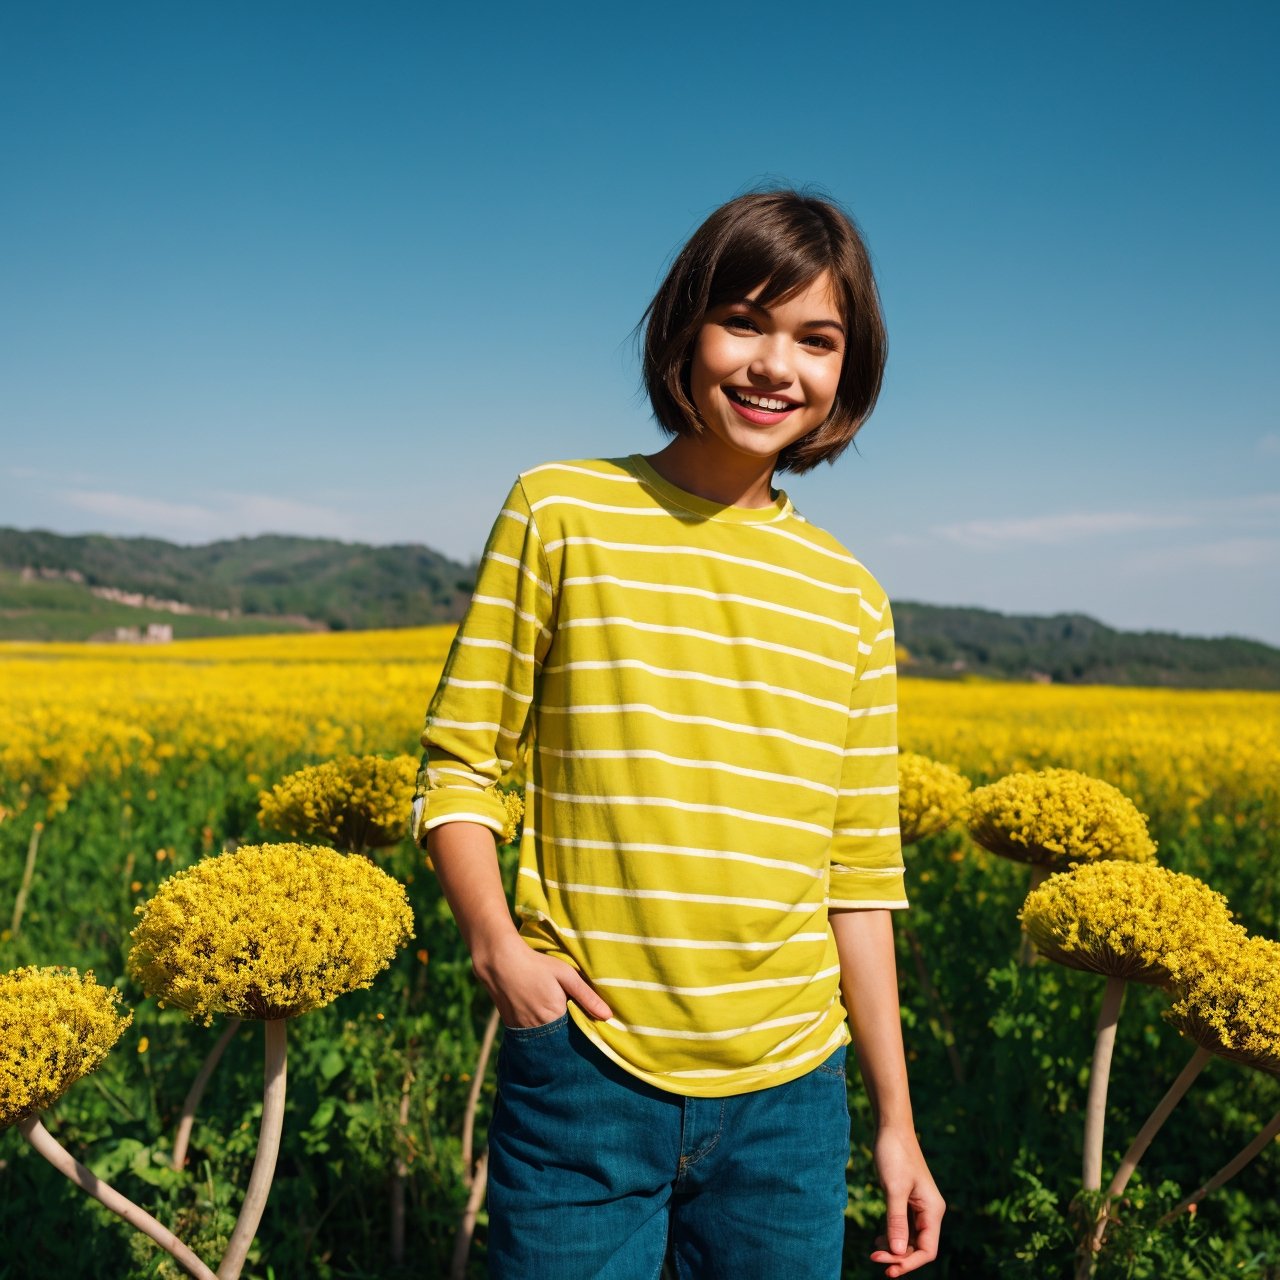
left=2, top=2, right=1277, bottom=642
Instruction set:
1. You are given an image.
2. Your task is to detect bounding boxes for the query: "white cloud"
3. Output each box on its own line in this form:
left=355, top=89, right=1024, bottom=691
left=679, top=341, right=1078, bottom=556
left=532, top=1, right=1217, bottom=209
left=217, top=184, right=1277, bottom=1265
left=54, top=487, right=359, bottom=542
left=1122, top=537, right=1280, bottom=573
left=934, top=510, right=1194, bottom=548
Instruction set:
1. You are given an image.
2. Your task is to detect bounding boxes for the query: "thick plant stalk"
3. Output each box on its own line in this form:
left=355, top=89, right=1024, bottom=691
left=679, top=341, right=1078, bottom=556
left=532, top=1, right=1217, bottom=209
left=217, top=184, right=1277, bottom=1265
left=19, top=1114, right=216, bottom=1280
left=390, top=1067, right=413, bottom=1265
left=10, top=820, right=44, bottom=938
left=1082, top=975, right=1126, bottom=1192
left=1018, top=864, right=1050, bottom=965
left=1158, top=1107, right=1280, bottom=1226
left=461, top=1007, right=500, bottom=1186
left=449, top=1145, right=489, bottom=1280
left=173, top=1018, right=243, bottom=1170
left=1093, top=1045, right=1212, bottom=1248
left=217, top=1019, right=287, bottom=1280
left=903, top=925, right=965, bottom=1085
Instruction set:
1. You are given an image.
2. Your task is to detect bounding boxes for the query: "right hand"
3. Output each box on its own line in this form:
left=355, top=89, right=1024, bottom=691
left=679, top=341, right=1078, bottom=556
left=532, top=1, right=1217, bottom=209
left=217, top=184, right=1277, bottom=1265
left=475, top=933, right=614, bottom=1029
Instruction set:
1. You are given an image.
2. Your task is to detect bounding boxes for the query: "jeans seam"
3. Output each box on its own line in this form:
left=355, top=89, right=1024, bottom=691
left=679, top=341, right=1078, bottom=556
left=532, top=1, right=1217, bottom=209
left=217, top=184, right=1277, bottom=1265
left=502, top=1012, right=568, bottom=1041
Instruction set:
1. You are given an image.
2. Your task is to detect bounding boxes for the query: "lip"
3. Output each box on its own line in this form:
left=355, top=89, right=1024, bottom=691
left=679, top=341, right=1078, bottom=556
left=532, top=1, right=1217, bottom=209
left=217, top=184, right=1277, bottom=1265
left=723, top=387, right=800, bottom=425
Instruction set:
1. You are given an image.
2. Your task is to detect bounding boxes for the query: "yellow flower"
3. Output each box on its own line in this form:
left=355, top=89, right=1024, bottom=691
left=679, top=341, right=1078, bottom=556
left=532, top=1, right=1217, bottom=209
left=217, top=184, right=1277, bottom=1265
left=897, top=753, right=971, bottom=846
left=499, top=787, right=525, bottom=845
left=966, top=768, right=1156, bottom=868
left=128, top=842, right=414, bottom=1025
left=257, top=754, right=417, bottom=853
left=1019, top=861, right=1241, bottom=983
left=0, top=967, right=132, bottom=1130
left=1166, top=935, right=1280, bottom=1075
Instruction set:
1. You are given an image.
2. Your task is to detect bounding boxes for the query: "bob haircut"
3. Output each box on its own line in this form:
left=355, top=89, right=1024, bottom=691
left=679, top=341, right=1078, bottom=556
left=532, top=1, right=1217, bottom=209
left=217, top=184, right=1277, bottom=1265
left=639, top=189, right=887, bottom=475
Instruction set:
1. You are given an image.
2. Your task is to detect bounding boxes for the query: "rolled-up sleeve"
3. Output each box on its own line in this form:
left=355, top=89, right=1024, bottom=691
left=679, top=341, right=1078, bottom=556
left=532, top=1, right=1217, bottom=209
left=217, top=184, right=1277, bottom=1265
left=411, top=477, right=554, bottom=847
left=827, top=593, right=908, bottom=909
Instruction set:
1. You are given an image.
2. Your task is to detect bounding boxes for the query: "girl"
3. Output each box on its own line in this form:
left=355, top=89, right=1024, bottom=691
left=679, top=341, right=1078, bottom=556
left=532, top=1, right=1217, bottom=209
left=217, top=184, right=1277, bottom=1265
left=414, top=189, right=944, bottom=1279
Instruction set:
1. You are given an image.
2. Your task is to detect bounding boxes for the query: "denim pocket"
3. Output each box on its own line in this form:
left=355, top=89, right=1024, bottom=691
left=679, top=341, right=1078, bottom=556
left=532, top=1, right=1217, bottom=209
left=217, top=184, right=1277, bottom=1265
left=502, top=1010, right=569, bottom=1041
left=813, top=1042, right=848, bottom=1079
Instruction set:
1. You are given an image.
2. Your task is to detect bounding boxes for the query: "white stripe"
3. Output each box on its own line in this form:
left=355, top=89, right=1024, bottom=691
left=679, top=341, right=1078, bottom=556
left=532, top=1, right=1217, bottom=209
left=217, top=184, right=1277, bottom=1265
left=876, top=628, right=895, bottom=641
left=517, top=917, right=830, bottom=952
left=833, top=827, right=900, bottom=839
left=529, top=494, right=696, bottom=520
left=541, top=535, right=863, bottom=596
left=457, top=636, right=535, bottom=662
left=665, top=1024, right=847, bottom=1079
left=843, top=745, right=897, bottom=758
left=848, top=703, right=895, bottom=719
left=443, top=677, right=532, bottom=704
left=540, top=658, right=849, bottom=714
left=756, top=523, right=859, bottom=566
left=838, top=784, right=898, bottom=798
left=761, top=1008, right=832, bottom=1059
left=563, top=574, right=863, bottom=638
left=498, top=506, right=530, bottom=527
left=430, top=717, right=520, bottom=739
left=470, top=594, right=550, bottom=637
left=613, top=1011, right=815, bottom=1042
left=592, top=964, right=842, bottom=997
left=484, top=550, right=552, bottom=596
left=523, top=868, right=820, bottom=913
left=860, top=664, right=893, bottom=679
left=529, top=785, right=832, bottom=836
left=559, top=616, right=856, bottom=675
left=828, top=898, right=910, bottom=909
left=522, top=829, right=824, bottom=879
left=427, top=765, right=489, bottom=785
left=423, top=812, right=503, bottom=832
left=536, top=745, right=837, bottom=797
left=831, top=864, right=904, bottom=876
left=522, top=462, right=638, bottom=483
left=539, top=701, right=843, bottom=755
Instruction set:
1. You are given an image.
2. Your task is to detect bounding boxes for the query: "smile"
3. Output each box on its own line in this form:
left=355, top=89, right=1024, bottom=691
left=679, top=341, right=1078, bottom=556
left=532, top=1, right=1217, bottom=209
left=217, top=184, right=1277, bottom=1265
left=726, top=389, right=797, bottom=412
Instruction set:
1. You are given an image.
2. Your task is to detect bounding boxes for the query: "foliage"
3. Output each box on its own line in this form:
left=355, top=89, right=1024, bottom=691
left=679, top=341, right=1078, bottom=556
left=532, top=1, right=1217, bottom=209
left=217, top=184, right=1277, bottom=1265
left=128, top=842, right=414, bottom=1023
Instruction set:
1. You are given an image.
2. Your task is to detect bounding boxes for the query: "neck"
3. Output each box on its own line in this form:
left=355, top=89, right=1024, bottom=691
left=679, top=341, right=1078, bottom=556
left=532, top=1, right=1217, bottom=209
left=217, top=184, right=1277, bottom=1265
left=643, top=436, right=779, bottom=509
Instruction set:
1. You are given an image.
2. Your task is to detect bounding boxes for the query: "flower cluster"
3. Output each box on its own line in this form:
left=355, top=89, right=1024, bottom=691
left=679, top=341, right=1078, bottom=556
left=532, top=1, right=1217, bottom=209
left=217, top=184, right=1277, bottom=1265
left=0, top=967, right=132, bottom=1130
left=1019, top=861, right=1241, bottom=983
left=498, top=787, right=525, bottom=845
left=128, top=842, right=414, bottom=1024
left=966, top=768, right=1156, bottom=868
left=258, top=754, right=417, bottom=853
left=1166, top=935, right=1280, bottom=1075
left=897, top=752, right=971, bottom=846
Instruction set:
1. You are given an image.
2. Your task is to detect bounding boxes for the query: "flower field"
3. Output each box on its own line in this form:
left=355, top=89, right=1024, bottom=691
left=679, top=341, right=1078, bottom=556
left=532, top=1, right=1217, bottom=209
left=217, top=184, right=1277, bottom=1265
left=2, top=627, right=1279, bottom=1278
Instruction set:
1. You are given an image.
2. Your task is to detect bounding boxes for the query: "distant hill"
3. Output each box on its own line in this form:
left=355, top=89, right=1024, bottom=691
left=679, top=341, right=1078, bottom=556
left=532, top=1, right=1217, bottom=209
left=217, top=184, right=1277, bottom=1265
left=0, top=527, right=474, bottom=640
left=893, top=602, right=1280, bottom=690
left=2, top=526, right=1278, bottom=689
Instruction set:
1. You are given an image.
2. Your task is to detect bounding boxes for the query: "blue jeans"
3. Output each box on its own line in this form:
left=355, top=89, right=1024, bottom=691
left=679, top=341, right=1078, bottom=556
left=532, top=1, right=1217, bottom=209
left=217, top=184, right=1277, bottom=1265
left=486, top=1013, right=851, bottom=1279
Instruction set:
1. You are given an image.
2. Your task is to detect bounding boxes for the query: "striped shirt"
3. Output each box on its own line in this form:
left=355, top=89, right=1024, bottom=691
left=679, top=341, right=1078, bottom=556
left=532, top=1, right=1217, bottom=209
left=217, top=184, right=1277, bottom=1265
left=413, top=455, right=906, bottom=1096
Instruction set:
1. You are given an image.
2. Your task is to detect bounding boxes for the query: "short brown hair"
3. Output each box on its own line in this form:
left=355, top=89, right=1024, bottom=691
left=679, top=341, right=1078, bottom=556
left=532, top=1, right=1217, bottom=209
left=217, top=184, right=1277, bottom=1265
left=638, top=189, right=887, bottom=475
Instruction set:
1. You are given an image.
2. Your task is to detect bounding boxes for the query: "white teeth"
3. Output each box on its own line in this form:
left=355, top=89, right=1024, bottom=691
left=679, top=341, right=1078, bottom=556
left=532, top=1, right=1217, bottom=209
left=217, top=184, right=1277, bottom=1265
left=732, top=391, right=792, bottom=411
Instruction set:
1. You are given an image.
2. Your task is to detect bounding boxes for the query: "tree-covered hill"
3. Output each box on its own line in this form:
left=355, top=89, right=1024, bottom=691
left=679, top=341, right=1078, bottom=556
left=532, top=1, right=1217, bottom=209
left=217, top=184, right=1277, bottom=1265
left=3, top=526, right=1278, bottom=688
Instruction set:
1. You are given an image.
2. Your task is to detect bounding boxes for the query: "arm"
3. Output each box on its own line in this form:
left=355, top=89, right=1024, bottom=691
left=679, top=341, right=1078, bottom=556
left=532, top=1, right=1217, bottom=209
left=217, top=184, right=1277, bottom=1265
left=427, top=819, right=611, bottom=1026
left=831, top=908, right=943, bottom=1278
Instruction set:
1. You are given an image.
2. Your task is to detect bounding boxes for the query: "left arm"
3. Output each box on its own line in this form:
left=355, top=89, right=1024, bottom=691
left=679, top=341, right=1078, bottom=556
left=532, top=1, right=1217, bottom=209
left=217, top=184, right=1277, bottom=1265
left=831, top=908, right=944, bottom=1278
left=828, top=593, right=943, bottom=1276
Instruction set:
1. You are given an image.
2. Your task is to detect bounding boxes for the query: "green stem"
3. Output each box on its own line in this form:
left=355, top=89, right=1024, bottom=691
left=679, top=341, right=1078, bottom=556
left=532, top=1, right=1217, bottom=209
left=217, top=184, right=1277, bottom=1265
left=217, top=1019, right=287, bottom=1280
left=20, top=1114, right=215, bottom=1280
left=1158, top=1107, right=1280, bottom=1226
left=1094, top=1045, right=1211, bottom=1249
left=173, top=1018, right=243, bottom=1171
left=10, top=820, right=44, bottom=938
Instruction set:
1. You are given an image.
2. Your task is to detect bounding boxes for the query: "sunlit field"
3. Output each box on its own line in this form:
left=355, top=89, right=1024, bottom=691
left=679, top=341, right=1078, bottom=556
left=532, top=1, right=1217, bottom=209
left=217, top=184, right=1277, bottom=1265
left=3, top=629, right=1278, bottom=1278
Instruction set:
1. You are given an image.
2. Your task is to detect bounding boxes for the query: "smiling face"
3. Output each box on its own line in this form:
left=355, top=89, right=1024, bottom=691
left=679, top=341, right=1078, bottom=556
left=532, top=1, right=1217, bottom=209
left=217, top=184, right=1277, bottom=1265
left=687, top=270, right=846, bottom=473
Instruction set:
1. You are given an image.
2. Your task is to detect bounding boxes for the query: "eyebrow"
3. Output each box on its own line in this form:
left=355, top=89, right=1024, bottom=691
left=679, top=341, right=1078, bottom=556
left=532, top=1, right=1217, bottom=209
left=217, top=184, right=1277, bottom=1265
left=723, top=297, right=846, bottom=338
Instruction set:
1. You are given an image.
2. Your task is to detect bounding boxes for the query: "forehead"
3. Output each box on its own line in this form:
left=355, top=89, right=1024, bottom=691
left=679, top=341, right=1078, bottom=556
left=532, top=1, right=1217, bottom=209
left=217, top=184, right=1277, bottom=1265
left=743, top=270, right=841, bottom=318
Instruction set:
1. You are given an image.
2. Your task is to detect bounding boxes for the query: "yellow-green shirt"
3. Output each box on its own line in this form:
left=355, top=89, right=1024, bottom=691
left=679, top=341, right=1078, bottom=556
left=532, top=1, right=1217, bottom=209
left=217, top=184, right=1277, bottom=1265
left=413, top=455, right=906, bottom=1096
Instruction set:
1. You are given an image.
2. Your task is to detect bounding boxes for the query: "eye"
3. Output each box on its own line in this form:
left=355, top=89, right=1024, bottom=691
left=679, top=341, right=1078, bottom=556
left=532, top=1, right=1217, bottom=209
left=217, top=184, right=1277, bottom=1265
left=801, top=334, right=838, bottom=351
left=723, top=315, right=759, bottom=333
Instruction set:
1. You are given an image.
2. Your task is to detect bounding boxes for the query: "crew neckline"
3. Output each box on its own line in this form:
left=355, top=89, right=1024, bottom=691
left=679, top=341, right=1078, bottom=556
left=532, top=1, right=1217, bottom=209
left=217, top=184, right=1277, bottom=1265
left=626, top=454, right=792, bottom=525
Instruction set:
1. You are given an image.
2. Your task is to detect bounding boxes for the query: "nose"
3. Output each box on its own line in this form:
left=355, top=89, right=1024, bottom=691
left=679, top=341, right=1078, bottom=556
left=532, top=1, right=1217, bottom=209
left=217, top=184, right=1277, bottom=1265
left=749, top=335, right=793, bottom=386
